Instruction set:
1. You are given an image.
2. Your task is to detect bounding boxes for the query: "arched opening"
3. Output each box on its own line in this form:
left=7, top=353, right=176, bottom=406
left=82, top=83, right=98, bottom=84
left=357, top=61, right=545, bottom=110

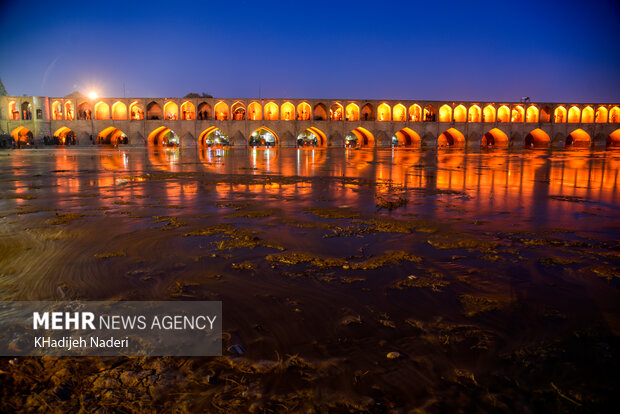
left=129, top=101, right=144, bottom=120
left=581, top=106, right=594, bottom=123
left=248, top=102, right=262, bottom=120
left=21, top=102, right=32, bottom=120
left=10, top=126, right=34, bottom=146
left=541, top=106, right=552, bottom=123
left=595, top=106, right=608, bottom=123
left=52, top=101, right=63, bottom=120
left=181, top=101, right=195, bottom=120
left=52, top=127, right=76, bottom=145
left=424, top=105, right=436, bottom=122
left=297, top=127, right=327, bottom=147
left=608, top=129, right=620, bottom=147
left=330, top=103, right=344, bottom=121
left=78, top=102, right=92, bottom=120
left=497, top=105, right=510, bottom=122
left=163, top=102, right=178, bottom=120
left=566, top=129, right=591, bottom=147
left=314, top=103, right=327, bottom=120
left=231, top=102, right=246, bottom=120
left=94, top=102, right=110, bottom=120
left=199, top=127, right=230, bottom=147
left=64, top=101, right=74, bottom=120
left=377, top=103, right=391, bottom=121
left=8, top=101, right=19, bottom=120
left=197, top=102, right=211, bottom=120
left=567, top=106, right=580, bottom=123
left=610, top=107, right=619, bottom=123
left=554, top=106, right=566, bottom=123
left=249, top=127, right=278, bottom=147
left=281, top=102, right=295, bottom=121
left=98, top=127, right=128, bottom=145
left=524, top=128, right=550, bottom=148
left=511, top=105, right=524, bottom=122
left=264, top=102, right=278, bottom=120
left=409, top=104, right=421, bottom=121
left=214, top=102, right=229, bottom=120
left=112, top=101, right=127, bottom=120
left=453, top=105, right=466, bottom=122
left=148, top=126, right=180, bottom=147
left=361, top=103, right=374, bottom=121
left=392, top=128, right=421, bottom=147
left=297, top=102, right=311, bottom=120
left=147, top=101, right=162, bottom=120
left=526, top=106, right=539, bottom=123
left=439, top=104, right=452, bottom=122
left=468, top=105, right=481, bottom=122
left=346, top=103, right=360, bottom=121
left=437, top=128, right=465, bottom=148
left=483, top=105, right=495, bottom=122
left=346, top=127, right=374, bottom=147
left=393, top=104, right=406, bottom=122
left=482, top=128, right=509, bottom=148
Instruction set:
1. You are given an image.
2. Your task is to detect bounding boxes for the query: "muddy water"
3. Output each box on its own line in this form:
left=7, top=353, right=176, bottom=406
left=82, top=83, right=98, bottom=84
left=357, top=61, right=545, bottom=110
left=0, top=147, right=619, bottom=412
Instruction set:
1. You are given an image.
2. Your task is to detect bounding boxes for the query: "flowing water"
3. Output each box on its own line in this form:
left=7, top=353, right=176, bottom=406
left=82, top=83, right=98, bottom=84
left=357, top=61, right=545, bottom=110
left=0, top=147, right=618, bottom=412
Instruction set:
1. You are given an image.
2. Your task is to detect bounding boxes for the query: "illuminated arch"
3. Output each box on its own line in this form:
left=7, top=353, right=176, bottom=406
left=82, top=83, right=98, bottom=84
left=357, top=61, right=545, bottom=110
left=453, top=105, right=466, bottom=122
left=511, top=105, right=524, bottom=122
left=97, top=126, right=128, bottom=145
left=52, top=100, right=62, bottom=120
left=393, top=104, right=406, bottom=122
left=393, top=128, right=421, bottom=147
left=147, top=101, right=162, bottom=120
left=541, top=106, right=552, bottom=123
left=409, top=104, right=421, bottom=121
left=10, top=126, right=33, bottom=145
left=53, top=127, right=76, bottom=145
left=181, top=101, right=195, bottom=120
left=297, top=102, right=311, bottom=120
left=248, top=101, right=262, bottom=120
left=330, top=103, right=344, bottom=121
left=566, top=128, right=591, bottom=147
left=524, top=128, right=550, bottom=148
left=567, top=106, right=580, bottom=123
left=197, top=102, right=211, bottom=120
left=482, top=128, right=509, bottom=148
left=438, top=105, right=452, bottom=122
left=231, top=101, right=246, bottom=120
left=526, top=106, right=539, bottom=123
left=346, top=103, right=360, bottom=121
left=94, top=102, right=110, bottom=120
left=199, top=126, right=230, bottom=147
left=423, top=105, right=435, bottom=121
left=377, top=103, right=391, bottom=121
left=148, top=126, right=180, bottom=147
left=297, top=127, right=327, bottom=147
left=595, top=106, right=608, bottom=123
left=347, top=127, right=374, bottom=147
left=64, top=101, right=74, bottom=120
left=264, top=102, right=278, bottom=120
left=214, top=102, right=229, bottom=120
left=249, top=127, right=278, bottom=147
left=77, top=102, right=92, bottom=120
left=281, top=102, right=295, bottom=121
left=129, top=101, right=144, bottom=120
left=483, top=105, right=496, bottom=122
left=21, top=102, right=32, bottom=120
left=581, top=106, right=594, bottom=123
left=437, top=128, right=465, bottom=148
left=8, top=100, right=19, bottom=120
left=163, top=101, right=178, bottom=120
left=497, top=105, right=510, bottom=122
left=608, top=129, right=620, bottom=147
left=554, top=106, right=566, bottom=123
left=112, top=101, right=127, bottom=120
left=610, top=106, right=620, bottom=123
left=468, top=105, right=481, bottom=122
left=361, top=103, right=374, bottom=121
left=314, top=103, right=327, bottom=120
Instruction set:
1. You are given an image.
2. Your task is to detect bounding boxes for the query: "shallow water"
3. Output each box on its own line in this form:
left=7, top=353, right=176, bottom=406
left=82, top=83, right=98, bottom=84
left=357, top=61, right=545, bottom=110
left=0, top=147, right=619, bottom=412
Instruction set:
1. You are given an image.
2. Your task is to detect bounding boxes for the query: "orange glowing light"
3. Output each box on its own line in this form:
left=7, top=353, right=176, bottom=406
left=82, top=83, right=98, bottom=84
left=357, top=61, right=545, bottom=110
left=88, top=91, right=98, bottom=100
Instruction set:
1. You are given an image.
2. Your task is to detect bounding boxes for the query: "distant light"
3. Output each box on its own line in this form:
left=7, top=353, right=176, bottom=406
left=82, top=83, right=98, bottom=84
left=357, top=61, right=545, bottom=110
left=88, top=91, right=98, bottom=100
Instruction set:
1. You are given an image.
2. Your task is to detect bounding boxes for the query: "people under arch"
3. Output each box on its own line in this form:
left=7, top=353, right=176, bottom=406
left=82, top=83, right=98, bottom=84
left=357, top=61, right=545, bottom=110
left=249, top=128, right=277, bottom=148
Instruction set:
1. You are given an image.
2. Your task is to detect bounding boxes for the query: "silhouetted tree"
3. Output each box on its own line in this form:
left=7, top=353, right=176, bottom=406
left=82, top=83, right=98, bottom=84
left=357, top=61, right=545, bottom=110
left=0, top=77, right=7, bottom=96
left=184, top=92, right=201, bottom=98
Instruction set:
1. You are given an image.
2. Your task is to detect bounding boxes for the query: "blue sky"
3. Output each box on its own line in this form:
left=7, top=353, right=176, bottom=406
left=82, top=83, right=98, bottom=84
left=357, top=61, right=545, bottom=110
left=1, top=0, right=618, bottom=102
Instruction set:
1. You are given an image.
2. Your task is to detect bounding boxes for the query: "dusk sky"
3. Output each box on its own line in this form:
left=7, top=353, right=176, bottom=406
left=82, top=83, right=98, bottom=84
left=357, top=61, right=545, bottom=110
left=1, top=0, right=619, bottom=102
